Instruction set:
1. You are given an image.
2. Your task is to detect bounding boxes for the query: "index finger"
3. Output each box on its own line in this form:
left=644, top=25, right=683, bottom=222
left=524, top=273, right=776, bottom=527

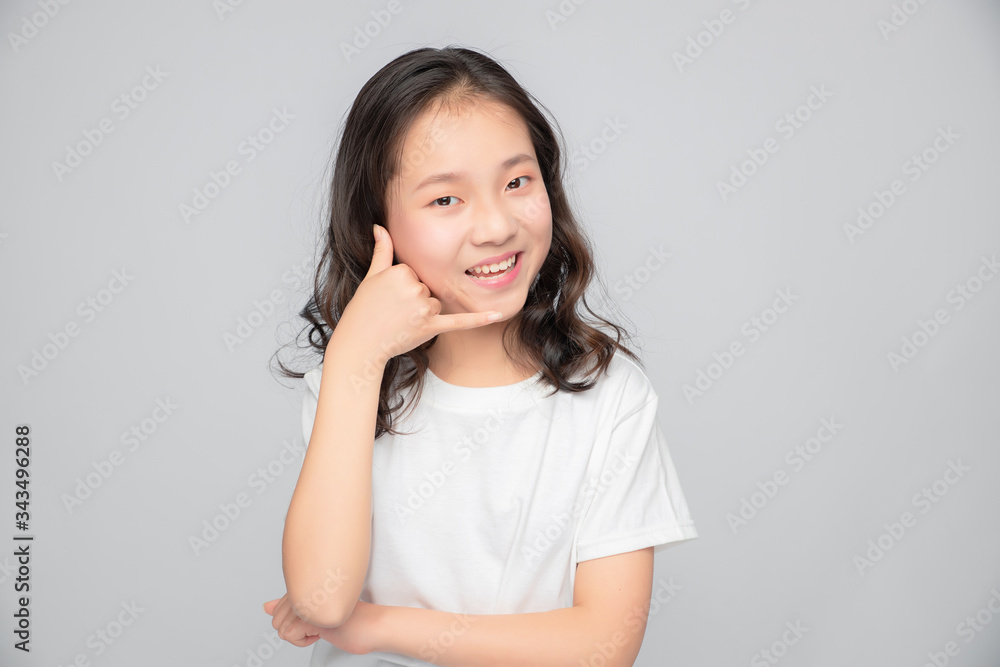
left=429, top=310, right=503, bottom=335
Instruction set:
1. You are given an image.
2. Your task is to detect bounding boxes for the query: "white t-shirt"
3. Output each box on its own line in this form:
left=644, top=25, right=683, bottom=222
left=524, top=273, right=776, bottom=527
left=300, top=350, right=698, bottom=667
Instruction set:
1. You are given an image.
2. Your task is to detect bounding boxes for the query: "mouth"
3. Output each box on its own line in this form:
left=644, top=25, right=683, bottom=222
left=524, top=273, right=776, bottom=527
left=465, top=251, right=520, bottom=279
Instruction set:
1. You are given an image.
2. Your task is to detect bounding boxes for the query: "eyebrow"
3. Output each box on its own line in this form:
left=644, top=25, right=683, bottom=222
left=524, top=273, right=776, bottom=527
left=412, top=153, right=537, bottom=193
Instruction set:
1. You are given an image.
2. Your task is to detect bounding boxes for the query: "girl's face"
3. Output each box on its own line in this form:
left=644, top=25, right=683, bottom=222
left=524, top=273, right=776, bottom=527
left=384, top=98, right=552, bottom=320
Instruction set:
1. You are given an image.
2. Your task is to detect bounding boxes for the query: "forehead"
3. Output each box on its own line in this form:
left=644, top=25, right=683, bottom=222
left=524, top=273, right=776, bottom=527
left=397, top=98, right=533, bottom=171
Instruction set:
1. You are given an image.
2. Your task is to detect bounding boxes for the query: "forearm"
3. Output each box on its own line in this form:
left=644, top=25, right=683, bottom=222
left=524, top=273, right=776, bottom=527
left=281, top=329, right=382, bottom=627
left=374, top=603, right=632, bottom=667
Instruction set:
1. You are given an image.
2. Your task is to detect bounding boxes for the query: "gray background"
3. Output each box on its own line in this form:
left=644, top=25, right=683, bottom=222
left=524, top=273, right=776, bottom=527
left=2, top=0, right=999, bottom=665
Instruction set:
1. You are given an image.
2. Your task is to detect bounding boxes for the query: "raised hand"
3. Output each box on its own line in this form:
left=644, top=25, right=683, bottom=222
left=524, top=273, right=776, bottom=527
left=336, top=223, right=503, bottom=363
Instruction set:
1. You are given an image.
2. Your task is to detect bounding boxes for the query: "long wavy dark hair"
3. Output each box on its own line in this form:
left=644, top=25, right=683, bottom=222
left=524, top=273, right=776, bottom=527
left=274, top=45, right=642, bottom=439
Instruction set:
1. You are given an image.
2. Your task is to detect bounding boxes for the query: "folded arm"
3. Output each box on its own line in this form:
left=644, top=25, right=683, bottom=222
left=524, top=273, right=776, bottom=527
left=372, top=547, right=654, bottom=667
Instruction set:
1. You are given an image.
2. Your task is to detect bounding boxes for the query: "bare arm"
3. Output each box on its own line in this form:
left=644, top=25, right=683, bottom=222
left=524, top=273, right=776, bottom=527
left=280, top=222, right=502, bottom=629
left=351, top=548, right=655, bottom=666
left=281, top=327, right=383, bottom=628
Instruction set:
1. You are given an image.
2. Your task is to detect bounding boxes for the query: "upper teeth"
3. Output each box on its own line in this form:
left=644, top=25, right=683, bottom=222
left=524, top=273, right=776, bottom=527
left=469, top=254, right=516, bottom=275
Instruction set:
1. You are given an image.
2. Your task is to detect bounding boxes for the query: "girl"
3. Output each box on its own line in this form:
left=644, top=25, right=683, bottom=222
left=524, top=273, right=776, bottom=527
left=264, top=45, right=698, bottom=666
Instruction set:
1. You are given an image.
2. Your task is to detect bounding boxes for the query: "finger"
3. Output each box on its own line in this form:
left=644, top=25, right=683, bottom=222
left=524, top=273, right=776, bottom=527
left=277, top=602, right=303, bottom=635
left=430, top=310, right=503, bottom=335
left=282, top=619, right=307, bottom=642
left=278, top=617, right=301, bottom=642
left=262, top=598, right=281, bottom=615
left=272, top=600, right=294, bottom=632
left=287, top=635, right=318, bottom=648
left=364, top=224, right=394, bottom=279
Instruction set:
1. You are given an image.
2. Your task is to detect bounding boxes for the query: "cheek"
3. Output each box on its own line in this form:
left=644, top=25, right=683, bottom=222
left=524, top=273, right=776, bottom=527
left=519, top=189, right=552, bottom=226
left=391, top=216, right=458, bottom=279
left=524, top=191, right=553, bottom=261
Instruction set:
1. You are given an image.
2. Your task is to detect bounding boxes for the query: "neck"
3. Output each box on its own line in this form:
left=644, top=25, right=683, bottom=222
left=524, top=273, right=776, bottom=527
left=427, top=324, right=536, bottom=388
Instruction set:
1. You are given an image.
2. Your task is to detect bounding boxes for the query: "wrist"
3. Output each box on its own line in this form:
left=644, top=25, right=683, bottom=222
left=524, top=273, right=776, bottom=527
left=361, top=601, right=391, bottom=653
left=327, top=324, right=393, bottom=372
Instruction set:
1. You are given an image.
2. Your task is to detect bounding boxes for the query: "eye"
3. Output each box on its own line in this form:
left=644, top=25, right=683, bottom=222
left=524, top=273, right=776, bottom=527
left=430, top=195, right=459, bottom=207
left=507, top=176, right=530, bottom=190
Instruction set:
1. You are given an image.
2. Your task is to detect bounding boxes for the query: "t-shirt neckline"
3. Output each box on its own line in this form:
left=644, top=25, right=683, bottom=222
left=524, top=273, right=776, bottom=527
left=423, top=365, right=546, bottom=409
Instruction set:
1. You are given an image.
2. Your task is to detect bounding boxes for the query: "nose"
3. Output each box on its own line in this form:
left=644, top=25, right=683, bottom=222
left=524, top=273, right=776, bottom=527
left=469, top=193, right=518, bottom=246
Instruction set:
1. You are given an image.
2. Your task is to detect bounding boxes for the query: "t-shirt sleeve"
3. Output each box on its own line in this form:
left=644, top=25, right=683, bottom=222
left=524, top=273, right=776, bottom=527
left=300, top=366, right=322, bottom=447
left=575, top=394, right=698, bottom=563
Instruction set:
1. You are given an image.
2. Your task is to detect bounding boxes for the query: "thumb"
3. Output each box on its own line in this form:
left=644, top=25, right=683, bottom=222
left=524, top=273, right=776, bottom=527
left=365, top=224, right=394, bottom=279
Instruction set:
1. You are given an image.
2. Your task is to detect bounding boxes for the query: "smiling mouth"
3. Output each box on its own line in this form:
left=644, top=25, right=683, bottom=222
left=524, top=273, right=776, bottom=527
left=465, top=252, right=519, bottom=278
